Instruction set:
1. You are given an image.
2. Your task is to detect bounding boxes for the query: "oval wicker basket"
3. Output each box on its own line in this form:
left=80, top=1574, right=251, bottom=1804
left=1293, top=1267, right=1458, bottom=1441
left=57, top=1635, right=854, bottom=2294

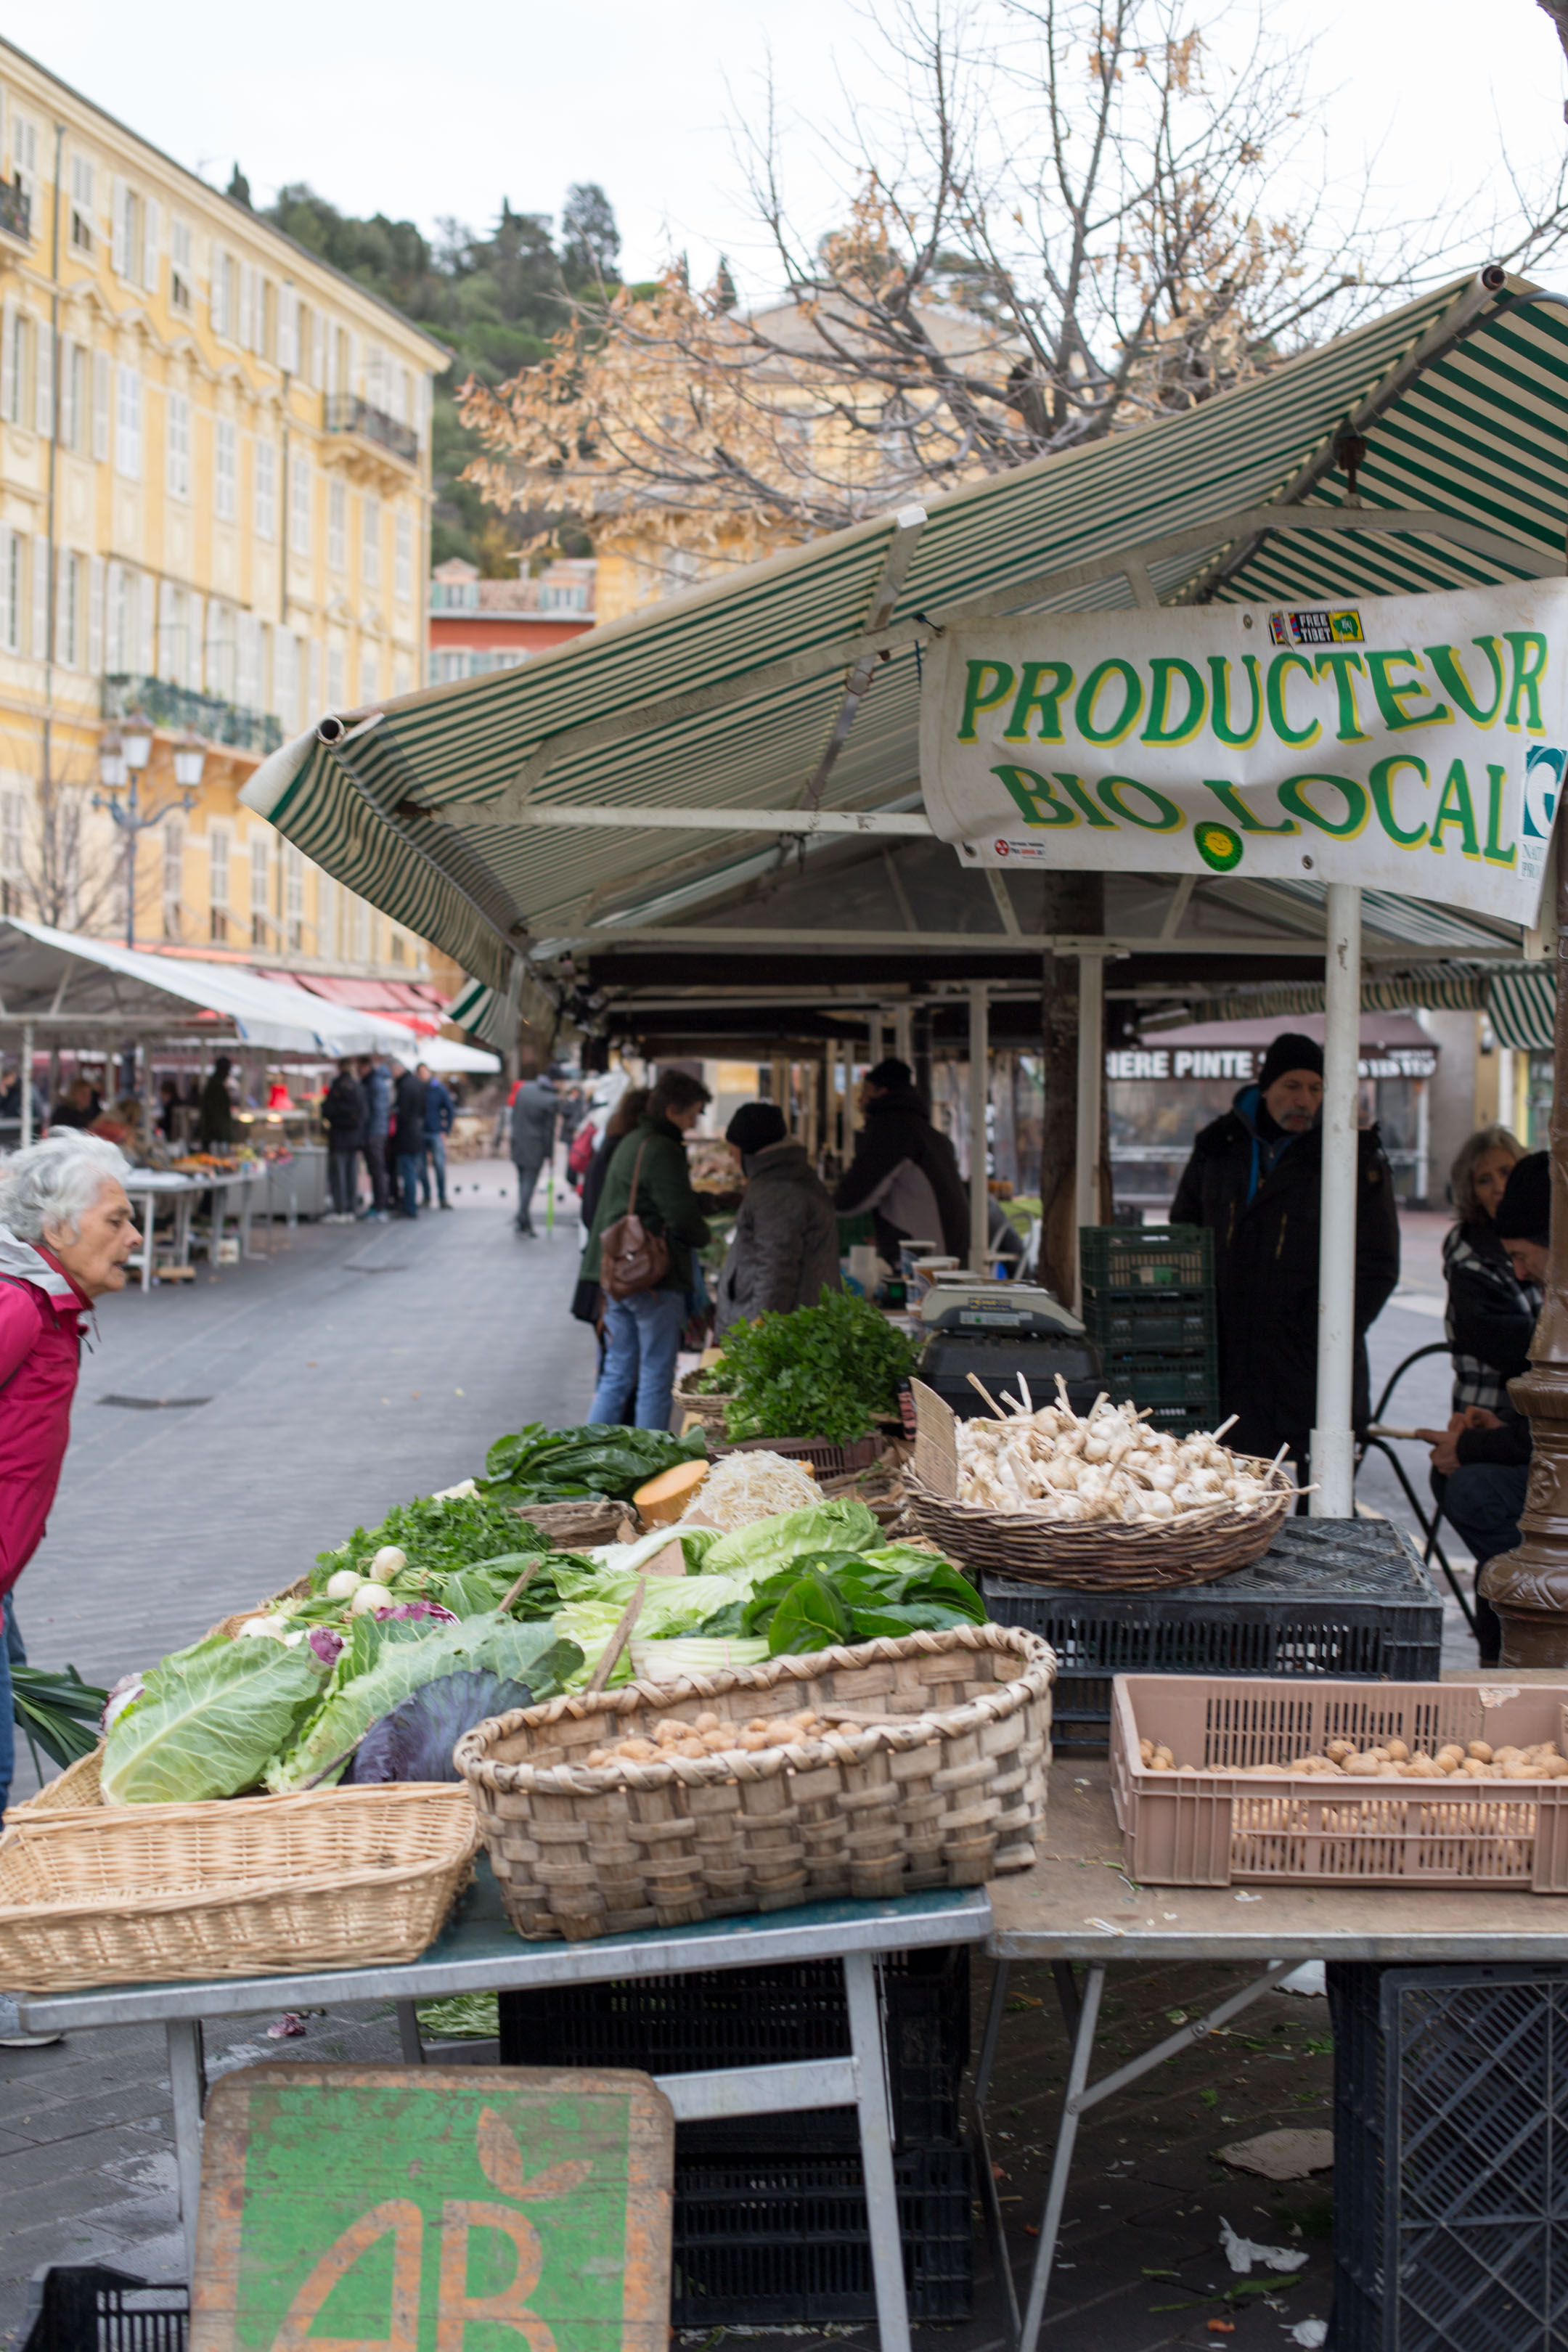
left=671, top=1379, right=732, bottom=1433
left=903, top=1457, right=1295, bottom=1592
left=456, top=1623, right=1055, bottom=1943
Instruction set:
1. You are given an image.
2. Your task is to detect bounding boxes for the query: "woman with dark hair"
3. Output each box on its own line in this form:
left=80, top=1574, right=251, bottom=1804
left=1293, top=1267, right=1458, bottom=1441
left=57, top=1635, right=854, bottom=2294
left=581, top=1070, right=711, bottom=1428
left=580, top=1087, right=649, bottom=1238
left=1442, top=1123, right=1538, bottom=1417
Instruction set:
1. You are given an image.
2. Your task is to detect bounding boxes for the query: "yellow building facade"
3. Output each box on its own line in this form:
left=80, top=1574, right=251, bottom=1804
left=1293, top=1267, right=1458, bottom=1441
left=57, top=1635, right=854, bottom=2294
left=0, top=38, right=446, bottom=979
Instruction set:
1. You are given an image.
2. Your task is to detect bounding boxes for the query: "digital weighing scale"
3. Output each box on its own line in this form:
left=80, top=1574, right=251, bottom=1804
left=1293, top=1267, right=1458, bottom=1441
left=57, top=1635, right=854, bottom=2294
left=915, top=1277, right=1103, bottom=1418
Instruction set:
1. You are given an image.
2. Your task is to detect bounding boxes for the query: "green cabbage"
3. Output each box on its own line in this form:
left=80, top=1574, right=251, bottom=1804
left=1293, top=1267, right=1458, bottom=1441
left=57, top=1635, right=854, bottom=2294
left=102, top=1635, right=330, bottom=1805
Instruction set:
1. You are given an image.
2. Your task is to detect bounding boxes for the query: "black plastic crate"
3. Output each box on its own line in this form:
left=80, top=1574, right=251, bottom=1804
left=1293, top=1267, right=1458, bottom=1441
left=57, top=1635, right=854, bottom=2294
left=1081, top=1222, right=1212, bottom=1296
left=1328, top=1961, right=1568, bottom=2351
left=24, top=2270, right=188, bottom=2352
left=497, top=1945, right=970, bottom=2147
left=984, top=1518, right=1443, bottom=1752
left=1101, top=1343, right=1220, bottom=1409
left=672, top=2141, right=973, bottom=2325
left=1085, top=1288, right=1216, bottom=1350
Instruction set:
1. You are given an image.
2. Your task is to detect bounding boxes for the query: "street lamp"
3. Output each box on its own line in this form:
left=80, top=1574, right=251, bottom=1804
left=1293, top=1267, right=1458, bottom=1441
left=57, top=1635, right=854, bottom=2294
left=94, top=717, right=203, bottom=952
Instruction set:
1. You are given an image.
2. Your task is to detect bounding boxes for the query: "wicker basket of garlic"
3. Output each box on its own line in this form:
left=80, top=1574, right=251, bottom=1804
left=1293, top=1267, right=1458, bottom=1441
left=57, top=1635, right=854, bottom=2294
left=903, top=1376, right=1296, bottom=1592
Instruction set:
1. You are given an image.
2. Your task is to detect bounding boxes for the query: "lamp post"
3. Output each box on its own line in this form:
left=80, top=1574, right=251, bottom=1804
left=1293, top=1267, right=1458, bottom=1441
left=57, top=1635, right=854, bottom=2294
left=94, top=714, right=203, bottom=952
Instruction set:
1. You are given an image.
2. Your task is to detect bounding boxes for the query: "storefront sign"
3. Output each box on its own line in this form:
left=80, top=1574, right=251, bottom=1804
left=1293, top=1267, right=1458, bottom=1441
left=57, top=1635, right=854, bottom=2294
left=919, top=581, right=1568, bottom=923
left=1106, top=1045, right=1437, bottom=1082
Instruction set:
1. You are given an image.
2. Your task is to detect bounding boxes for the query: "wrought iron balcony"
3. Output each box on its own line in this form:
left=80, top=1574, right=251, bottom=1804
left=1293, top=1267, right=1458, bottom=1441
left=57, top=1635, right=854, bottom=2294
left=102, top=676, right=282, bottom=759
left=0, top=180, right=31, bottom=247
left=324, top=394, right=418, bottom=466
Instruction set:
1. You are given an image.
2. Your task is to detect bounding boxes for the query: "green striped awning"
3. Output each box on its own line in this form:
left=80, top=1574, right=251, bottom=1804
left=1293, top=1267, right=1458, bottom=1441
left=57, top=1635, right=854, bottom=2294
left=1141, top=960, right=1560, bottom=1045
left=244, top=270, right=1568, bottom=1014
left=1489, top=964, right=1558, bottom=1049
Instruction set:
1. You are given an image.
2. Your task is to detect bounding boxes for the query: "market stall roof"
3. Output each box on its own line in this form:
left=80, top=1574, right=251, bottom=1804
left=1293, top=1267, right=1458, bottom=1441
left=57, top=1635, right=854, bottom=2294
left=244, top=266, right=1568, bottom=1042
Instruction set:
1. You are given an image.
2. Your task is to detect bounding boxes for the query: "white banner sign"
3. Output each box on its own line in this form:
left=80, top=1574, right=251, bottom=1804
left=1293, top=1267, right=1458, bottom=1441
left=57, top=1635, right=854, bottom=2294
left=918, top=581, right=1568, bottom=923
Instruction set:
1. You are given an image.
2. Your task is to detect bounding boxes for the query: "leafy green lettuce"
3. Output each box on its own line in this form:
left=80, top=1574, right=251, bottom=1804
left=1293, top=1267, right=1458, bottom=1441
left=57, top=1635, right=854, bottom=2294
left=102, top=1635, right=330, bottom=1805
left=703, top=1498, right=879, bottom=1580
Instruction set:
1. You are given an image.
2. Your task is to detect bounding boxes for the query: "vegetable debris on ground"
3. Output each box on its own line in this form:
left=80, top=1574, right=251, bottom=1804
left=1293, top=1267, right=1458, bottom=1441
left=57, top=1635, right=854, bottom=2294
left=715, top=1289, right=920, bottom=1444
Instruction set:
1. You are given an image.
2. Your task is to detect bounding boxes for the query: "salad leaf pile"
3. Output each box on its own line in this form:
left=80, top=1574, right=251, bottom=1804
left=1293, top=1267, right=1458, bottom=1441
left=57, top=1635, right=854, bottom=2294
left=740, top=1549, right=986, bottom=1654
left=315, top=1493, right=547, bottom=1585
left=478, top=1424, right=707, bottom=1505
left=716, top=1289, right=920, bottom=1444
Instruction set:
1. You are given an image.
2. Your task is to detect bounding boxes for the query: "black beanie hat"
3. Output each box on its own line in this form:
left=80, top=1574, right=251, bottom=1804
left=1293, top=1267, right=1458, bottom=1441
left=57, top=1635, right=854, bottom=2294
left=1497, top=1150, right=1551, bottom=1247
left=1258, top=1032, right=1325, bottom=1091
left=726, top=1101, right=788, bottom=1156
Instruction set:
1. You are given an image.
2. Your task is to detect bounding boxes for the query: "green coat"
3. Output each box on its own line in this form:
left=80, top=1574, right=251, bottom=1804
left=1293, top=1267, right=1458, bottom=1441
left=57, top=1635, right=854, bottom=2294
left=581, top=1116, right=710, bottom=1293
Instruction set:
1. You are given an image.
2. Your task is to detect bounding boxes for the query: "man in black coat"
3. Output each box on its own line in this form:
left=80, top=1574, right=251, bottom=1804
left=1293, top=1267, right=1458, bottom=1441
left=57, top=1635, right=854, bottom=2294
left=322, top=1058, right=366, bottom=1222
left=391, top=1061, right=429, bottom=1220
left=1170, top=1031, right=1400, bottom=1473
left=834, top=1058, right=970, bottom=1264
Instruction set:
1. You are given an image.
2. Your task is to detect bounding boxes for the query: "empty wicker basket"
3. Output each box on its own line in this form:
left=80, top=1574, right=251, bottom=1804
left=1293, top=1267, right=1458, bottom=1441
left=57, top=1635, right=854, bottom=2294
left=455, top=1623, right=1054, bottom=1942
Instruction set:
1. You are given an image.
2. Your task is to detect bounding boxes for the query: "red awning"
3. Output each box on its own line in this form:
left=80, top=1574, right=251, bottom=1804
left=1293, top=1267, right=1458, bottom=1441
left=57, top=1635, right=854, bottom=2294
left=255, top=972, right=448, bottom=1014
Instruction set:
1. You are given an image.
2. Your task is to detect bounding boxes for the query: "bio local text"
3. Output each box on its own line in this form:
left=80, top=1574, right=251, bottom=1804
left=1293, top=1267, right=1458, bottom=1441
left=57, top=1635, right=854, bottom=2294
left=917, top=581, right=1568, bottom=923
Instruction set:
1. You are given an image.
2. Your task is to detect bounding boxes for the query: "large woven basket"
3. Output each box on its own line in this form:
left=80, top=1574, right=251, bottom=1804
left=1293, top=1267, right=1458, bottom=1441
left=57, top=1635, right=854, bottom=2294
left=671, top=1379, right=732, bottom=1434
left=455, top=1624, right=1054, bottom=1943
left=903, top=1458, right=1295, bottom=1593
left=0, top=1783, right=478, bottom=1993
left=12, top=1745, right=104, bottom=1814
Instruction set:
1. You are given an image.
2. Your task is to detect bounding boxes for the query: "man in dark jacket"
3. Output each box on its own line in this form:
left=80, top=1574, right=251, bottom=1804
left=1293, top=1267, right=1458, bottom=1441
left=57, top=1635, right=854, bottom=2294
left=510, top=1070, right=559, bottom=1236
left=322, top=1058, right=366, bottom=1222
left=834, top=1058, right=969, bottom=1263
left=199, top=1055, right=236, bottom=1149
left=418, top=1064, right=454, bottom=1211
left=356, top=1056, right=391, bottom=1219
left=391, top=1061, right=429, bottom=1219
left=716, top=1103, right=841, bottom=1336
left=1421, top=1151, right=1548, bottom=1664
left=1169, top=1032, right=1400, bottom=1471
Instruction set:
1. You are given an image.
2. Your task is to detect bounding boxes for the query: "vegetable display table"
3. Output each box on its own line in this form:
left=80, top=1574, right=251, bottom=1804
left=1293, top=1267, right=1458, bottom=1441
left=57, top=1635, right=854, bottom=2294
left=17, top=1865, right=991, bottom=2352
left=979, top=1759, right=1568, bottom=2352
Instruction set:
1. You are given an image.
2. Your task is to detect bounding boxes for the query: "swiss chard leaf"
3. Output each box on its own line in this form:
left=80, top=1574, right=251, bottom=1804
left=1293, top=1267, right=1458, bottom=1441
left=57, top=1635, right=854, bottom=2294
left=765, top=1572, right=854, bottom=1657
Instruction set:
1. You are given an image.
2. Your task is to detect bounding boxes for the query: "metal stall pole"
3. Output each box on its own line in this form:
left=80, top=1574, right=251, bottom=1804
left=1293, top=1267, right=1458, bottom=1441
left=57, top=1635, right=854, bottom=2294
left=20, top=1020, right=33, bottom=1147
left=892, top=1003, right=913, bottom=1067
left=1311, top=883, right=1362, bottom=1517
left=968, top=981, right=989, bottom=1274
left=1073, top=955, right=1105, bottom=1312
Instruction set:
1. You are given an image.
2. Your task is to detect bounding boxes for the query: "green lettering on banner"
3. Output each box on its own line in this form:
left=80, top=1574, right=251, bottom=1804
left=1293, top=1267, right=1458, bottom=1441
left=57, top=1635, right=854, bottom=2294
left=1002, top=660, right=1075, bottom=742
left=957, top=661, right=1016, bottom=741
left=1076, top=658, right=1145, bottom=746
left=1140, top=658, right=1207, bottom=747
left=1430, top=759, right=1482, bottom=857
left=1277, top=772, right=1371, bottom=838
left=1200, top=779, right=1298, bottom=834
left=1484, top=764, right=1518, bottom=867
left=1367, top=754, right=1430, bottom=849
left=1503, top=632, right=1549, bottom=732
left=1266, top=654, right=1321, bottom=748
left=1053, top=772, right=1118, bottom=826
left=1426, top=638, right=1506, bottom=726
left=1313, top=650, right=1372, bottom=743
left=1364, top=648, right=1452, bottom=733
left=991, top=764, right=1079, bottom=826
left=1207, top=656, right=1264, bottom=748
left=1097, top=774, right=1184, bottom=830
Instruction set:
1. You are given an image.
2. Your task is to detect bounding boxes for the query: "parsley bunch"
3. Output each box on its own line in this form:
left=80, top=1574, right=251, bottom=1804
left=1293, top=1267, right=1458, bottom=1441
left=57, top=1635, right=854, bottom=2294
left=719, top=1288, right=920, bottom=1445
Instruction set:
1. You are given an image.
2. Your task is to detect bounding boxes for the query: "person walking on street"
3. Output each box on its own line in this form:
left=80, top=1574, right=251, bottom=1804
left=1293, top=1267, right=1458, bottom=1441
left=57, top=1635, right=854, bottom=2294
left=419, top=1064, right=454, bottom=1209
left=391, top=1061, right=429, bottom=1220
left=716, top=1103, right=841, bottom=1335
left=581, top=1070, right=711, bottom=1427
left=834, top=1058, right=969, bottom=1264
left=0, top=1133, right=139, bottom=2042
left=510, top=1067, right=560, bottom=1236
left=199, top=1056, right=236, bottom=1150
left=322, top=1059, right=366, bottom=1222
left=358, top=1056, right=391, bottom=1220
left=1169, top=1031, right=1400, bottom=1476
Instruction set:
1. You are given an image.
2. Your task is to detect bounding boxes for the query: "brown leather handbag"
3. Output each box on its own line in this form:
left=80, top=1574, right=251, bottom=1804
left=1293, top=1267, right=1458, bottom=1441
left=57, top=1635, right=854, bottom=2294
left=597, top=1139, right=671, bottom=1299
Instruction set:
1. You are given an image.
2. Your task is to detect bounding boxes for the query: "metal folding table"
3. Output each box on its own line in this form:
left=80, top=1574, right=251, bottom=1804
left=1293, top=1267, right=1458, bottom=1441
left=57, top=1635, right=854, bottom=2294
left=18, top=1868, right=992, bottom=2350
left=120, top=1171, right=200, bottom=1291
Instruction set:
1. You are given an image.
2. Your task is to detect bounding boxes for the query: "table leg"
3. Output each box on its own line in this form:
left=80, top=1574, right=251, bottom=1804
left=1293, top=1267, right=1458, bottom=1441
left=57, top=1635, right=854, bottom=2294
left=211, top=1185, right=226, bottom=1273
left=396, top=2000, right=426, bottom=2065
left=971, top=1956, right=1021, bottom=2344
left=1016, top=1962, right=1104, bottom=2352
left=167, top=2017, right=207, bottom=2283
left=174, top=1193, right=193, bottom=1271
left=844, top=1950, right=910, bottom=2352
left=241, top=1176, right=259, bottom=1260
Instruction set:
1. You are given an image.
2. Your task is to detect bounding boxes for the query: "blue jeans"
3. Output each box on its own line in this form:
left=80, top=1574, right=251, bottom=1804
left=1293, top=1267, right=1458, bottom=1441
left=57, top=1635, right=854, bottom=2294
left=0, top=1595, right=23, bottom=1820
left=589, top=1290, right=687, bottom=1429
left=421, top=1133, right=448, bottom=1207
left=397, top=1151, right=422, bottom=1217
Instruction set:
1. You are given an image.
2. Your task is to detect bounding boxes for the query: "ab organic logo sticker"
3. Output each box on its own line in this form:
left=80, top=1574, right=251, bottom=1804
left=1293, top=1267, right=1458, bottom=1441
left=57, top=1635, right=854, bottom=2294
left=1194, top=821, right=1244, bottom=872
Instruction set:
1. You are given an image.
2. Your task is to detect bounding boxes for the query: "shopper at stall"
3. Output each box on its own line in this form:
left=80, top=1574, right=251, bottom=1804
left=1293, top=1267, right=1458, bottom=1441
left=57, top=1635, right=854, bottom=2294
left=510, top=1066, right=560, bottom=1237
left=357, top=1055, right=391, bottom=1220
left=1169, top=1031, right=1400, bottom=1473
left=834, top=1058, right=969, bottom=1263
left=322, top=1058, right=367, bottom=1222
left=391, top=1061, right=429, bottom=1219
left=199, top=1057, right=236, bottom=1149
left=49, top=1077, right=99, bottom=1132
left=1440, top=1124, right=1538, bottom=1416
left=716, top=1102, right=841, bottom=1335
left=418, top=1063, right=454, bottom=1211
left=1419, top=1149, right=1548, bottom=1664
left=582, top=1070, right=711, bottom=1428
left=580, top=1087, right=649, bottom=1238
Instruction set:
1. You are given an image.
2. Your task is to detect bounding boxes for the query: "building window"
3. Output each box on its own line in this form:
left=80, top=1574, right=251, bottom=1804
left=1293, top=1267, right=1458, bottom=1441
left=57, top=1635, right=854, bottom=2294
left=361, top=494, right=381, bottom=592
left=539, top=582, right=589, bottom=612
left=327, top=478, right=346, bottom=573
left=0, top=528, right=22, bottom=654
left=250, top=833, right=269, bottom=947
left=359, top=646, right=380, bottom=706
left=352, top=895, right=370, bottom=964
left=162, top=818, right=184, bottom=939
left=69, top=155, right=94, bottom=251
left=59, top=340, right=88, bottom=454
left=170, top=218, right=193, bottom=312
left=285, top=844, right=304, bottom=952
left=1, top=789, right=25, bottom=889
left=208, top=823, right=231, bottom=942
left=166, top=391, right=191, bottom=502
left=254, top=440, right=277, bottom=541
left=115, top=365, right=142, bottom=481
left=57, top=550, right=80, bottom=669
left=214, top=418, right=236, bottom=522
left=290, top=454, right=311, bottom=558
left=10, top=117, right=39, bottom=222
left=1, top=308, right=30, bottom=427
left=394, top=511, right=413, bottom=603
left=214, top=251, right=238, bottom=341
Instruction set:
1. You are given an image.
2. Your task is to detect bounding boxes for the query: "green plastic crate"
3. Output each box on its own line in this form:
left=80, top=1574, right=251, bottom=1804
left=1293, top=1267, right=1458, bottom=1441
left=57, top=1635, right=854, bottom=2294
left=1101, top=1344, right=1220, bottom=1410
left=1080, top=1223, right=1212, bottom=1296
left=1085, top=1288, right=1215, bottom=1350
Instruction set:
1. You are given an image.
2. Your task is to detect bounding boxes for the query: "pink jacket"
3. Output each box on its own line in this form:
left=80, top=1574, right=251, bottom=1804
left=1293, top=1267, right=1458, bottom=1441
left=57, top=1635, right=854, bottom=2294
left=0, top=1231, right=90, bottom=1599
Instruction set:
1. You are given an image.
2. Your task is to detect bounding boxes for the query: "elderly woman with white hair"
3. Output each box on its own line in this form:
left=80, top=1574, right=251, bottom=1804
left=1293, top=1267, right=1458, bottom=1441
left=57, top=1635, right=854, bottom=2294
left=0, top=1133, right=139, bottom=1829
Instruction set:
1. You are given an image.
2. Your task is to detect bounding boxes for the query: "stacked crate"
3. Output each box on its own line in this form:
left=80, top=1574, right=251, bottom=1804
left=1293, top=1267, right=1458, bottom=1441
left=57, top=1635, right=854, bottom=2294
left=1079, top=1222, right=1219, bottom=1434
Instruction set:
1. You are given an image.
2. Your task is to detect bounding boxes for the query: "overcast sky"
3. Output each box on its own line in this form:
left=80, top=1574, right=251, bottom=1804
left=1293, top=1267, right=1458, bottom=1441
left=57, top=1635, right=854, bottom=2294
left=15, top=1, right=1568, bottom=297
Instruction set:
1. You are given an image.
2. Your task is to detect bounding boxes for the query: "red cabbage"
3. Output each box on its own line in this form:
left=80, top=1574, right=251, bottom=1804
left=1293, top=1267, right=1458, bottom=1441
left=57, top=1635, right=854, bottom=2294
left=375, top=1601, right=459, bottom=1625
left=343, top=1669, right=537, bottom=1784
left=308, top=1628, right=346, bottom=1668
